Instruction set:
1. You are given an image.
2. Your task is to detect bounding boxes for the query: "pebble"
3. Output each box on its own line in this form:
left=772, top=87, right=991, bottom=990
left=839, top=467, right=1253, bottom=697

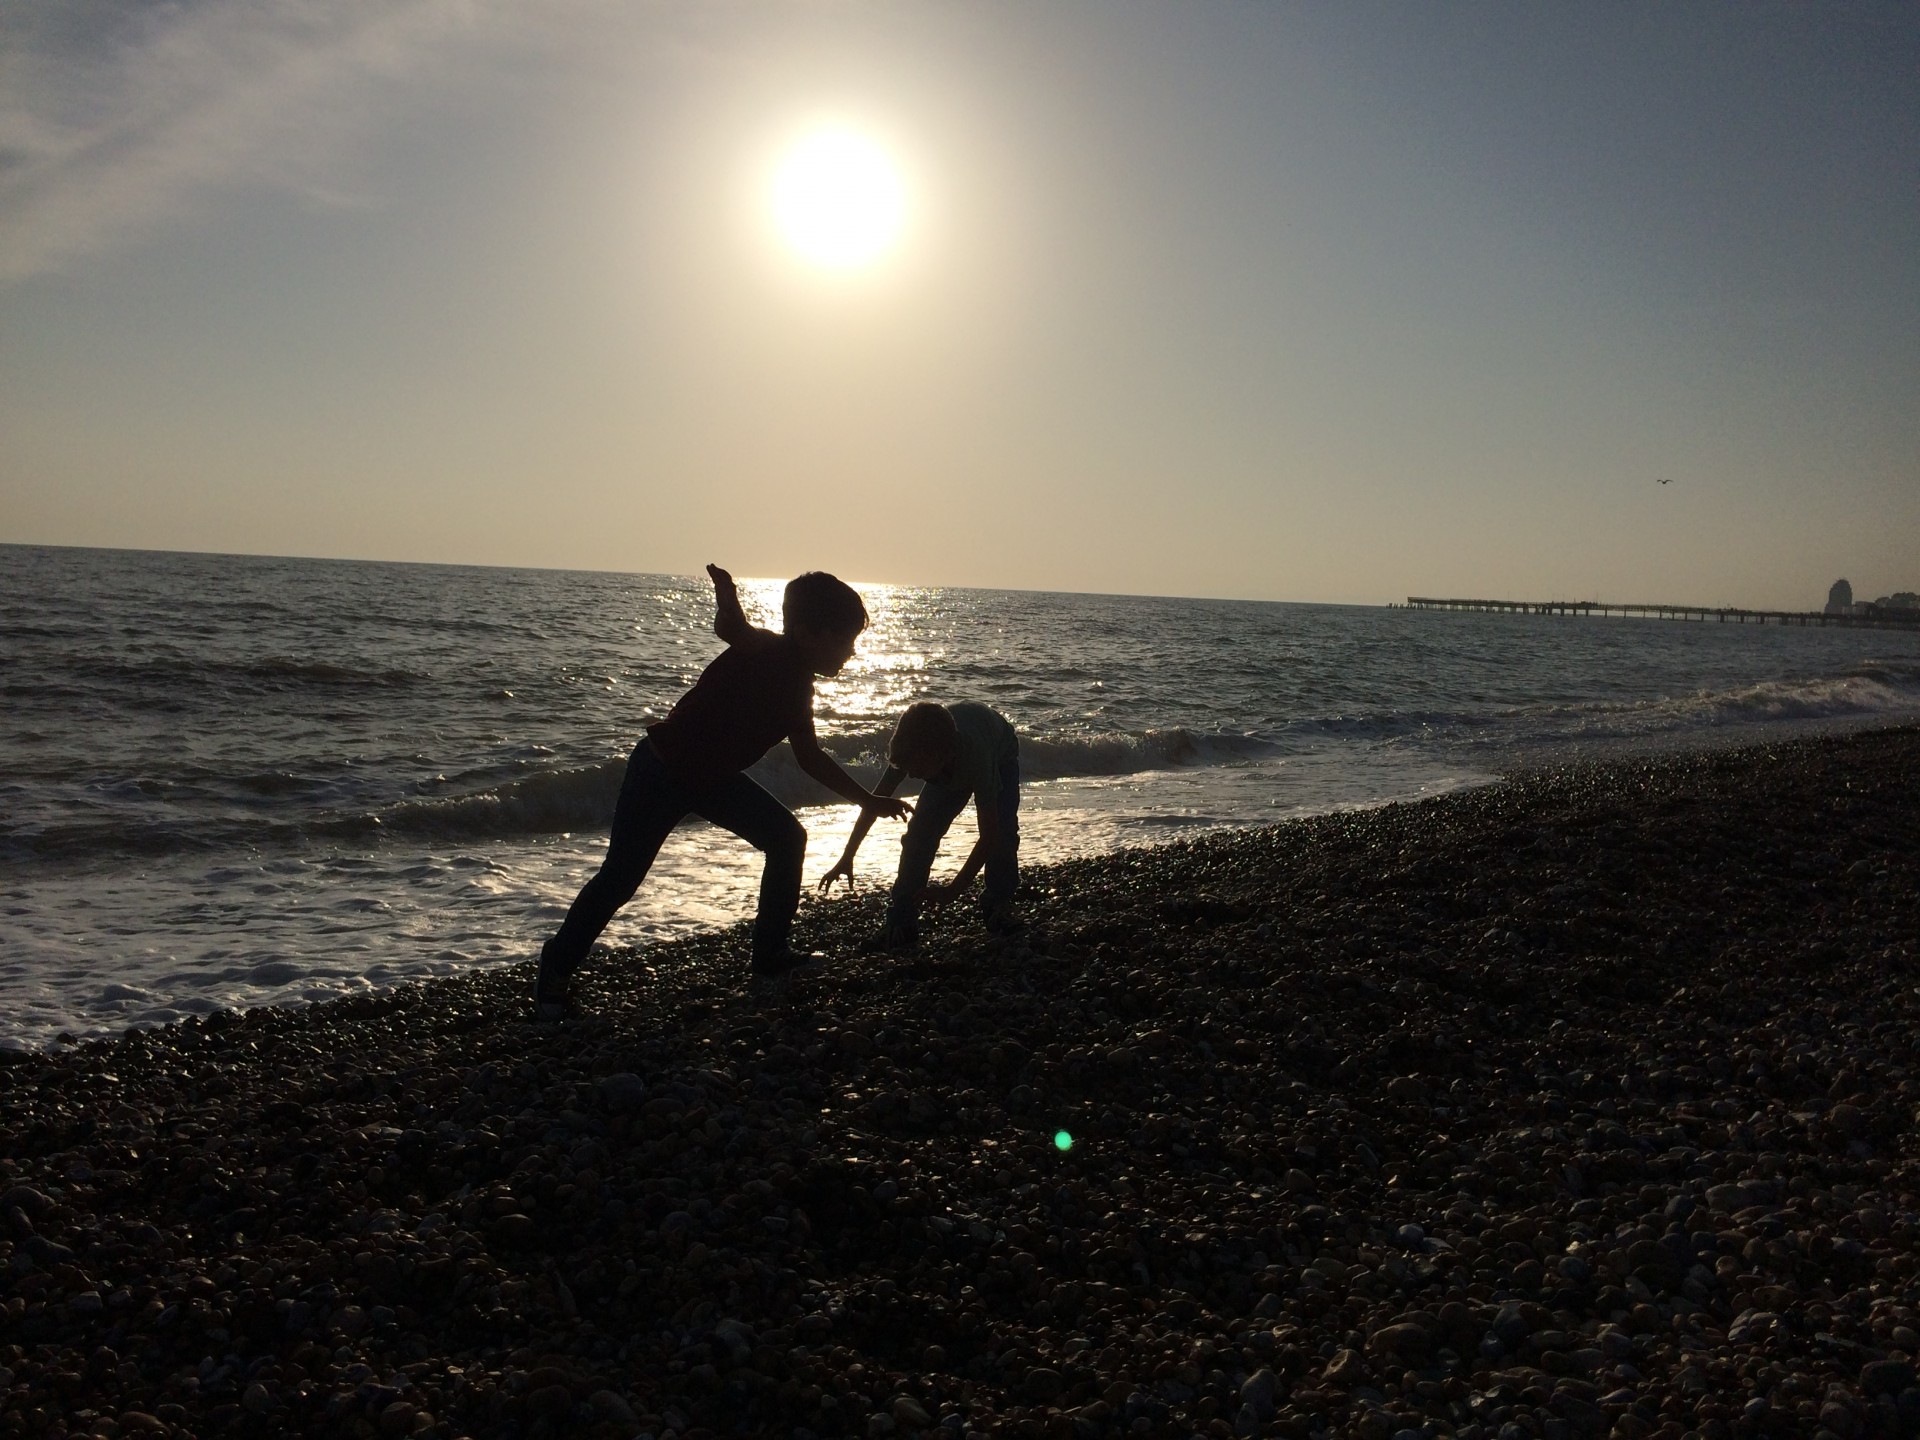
left=0, top=727, right=1916, bottom=1440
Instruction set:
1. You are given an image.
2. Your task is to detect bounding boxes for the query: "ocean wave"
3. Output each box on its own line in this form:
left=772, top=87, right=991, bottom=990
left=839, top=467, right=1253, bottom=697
left=1261, top=661, right=1920, bottom=749
left=1017, top=727, right=1282, bottom=778
left=350, top=759, right=629, bottom=839
left=1509, top=660, right=1920, bottom=742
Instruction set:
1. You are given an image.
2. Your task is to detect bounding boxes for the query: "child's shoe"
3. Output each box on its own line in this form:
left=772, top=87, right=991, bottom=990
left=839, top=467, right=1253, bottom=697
left=861, top=919, right=918, bottom=954
left=751, top=948, right=824, bottom=981
left=533, top=947, right=574, bottom=1022
left=983, top=905, right=1026, bottom=939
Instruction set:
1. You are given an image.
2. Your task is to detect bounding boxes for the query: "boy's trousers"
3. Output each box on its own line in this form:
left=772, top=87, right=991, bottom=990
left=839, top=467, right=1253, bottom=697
left=886, top=758, right=1020, bottom=930
left=545, top=738, right=804, bottom=971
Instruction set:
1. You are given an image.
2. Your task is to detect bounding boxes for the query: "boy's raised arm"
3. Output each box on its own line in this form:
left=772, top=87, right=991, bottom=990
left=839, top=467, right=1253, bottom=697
left=706, top=563, right=754, bottom=646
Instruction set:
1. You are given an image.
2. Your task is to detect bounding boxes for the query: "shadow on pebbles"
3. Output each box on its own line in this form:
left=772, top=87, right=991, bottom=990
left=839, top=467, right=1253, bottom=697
left=3, top=727, right=1920, bottom=1440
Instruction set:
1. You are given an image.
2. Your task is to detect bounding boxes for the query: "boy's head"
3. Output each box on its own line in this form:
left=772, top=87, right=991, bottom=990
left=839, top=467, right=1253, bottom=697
left=889, top=701, right=958, bottom=780
left=783, top=571, right=867, bottom=676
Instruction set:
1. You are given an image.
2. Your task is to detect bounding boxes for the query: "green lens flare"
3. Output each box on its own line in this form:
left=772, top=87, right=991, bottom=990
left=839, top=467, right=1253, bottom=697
left=1054, top=1130, right=1073, bottom=1151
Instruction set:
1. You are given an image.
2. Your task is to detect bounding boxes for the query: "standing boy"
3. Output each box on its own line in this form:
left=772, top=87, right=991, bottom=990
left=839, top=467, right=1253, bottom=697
left=536, top=565, right=910, bottom=1019
left=820, top=700, right=1021, bottom=948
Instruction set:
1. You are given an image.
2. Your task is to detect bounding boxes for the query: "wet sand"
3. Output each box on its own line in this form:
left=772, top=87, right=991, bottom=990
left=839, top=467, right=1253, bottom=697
left=3, top=725, right=1918, bottom=1440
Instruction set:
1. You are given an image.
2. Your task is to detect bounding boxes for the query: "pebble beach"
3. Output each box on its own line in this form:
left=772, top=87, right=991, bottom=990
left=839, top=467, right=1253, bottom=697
left=3, top=725, right=1918, bottom=1440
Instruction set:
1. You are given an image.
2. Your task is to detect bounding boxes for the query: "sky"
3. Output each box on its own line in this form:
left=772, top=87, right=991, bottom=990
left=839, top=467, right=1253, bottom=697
left=2, top=0, right=1915, bottom=609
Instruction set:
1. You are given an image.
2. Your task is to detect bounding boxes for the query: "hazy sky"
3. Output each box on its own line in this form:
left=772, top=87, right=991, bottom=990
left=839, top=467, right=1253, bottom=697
left=3, top=1, right=1915, bottom=607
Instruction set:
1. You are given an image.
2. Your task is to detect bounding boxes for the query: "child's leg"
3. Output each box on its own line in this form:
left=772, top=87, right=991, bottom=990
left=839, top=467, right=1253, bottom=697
left=544, top=742, right=686, bottom=975
left=981, top=758, right=1022, bottom=921
left=692, top=775, right=807, bottom=959
left=886, top=780, right=969, bottom=934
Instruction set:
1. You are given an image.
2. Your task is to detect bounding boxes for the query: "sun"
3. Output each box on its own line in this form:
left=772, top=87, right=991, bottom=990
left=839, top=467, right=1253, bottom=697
left=768, top=124, right=908, bottom=272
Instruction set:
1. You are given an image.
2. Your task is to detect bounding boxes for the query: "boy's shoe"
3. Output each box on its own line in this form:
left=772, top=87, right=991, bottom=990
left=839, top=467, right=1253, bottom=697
left=751, top=948, right=824, bottom=981
left=860, top=920, right=918, bottom=954
left=983, top=906, right=1026, bottom=939
left=533, top=951, right=574, bottom=1022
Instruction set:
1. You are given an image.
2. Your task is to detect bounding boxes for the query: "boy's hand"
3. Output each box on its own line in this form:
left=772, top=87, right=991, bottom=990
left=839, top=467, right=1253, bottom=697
left=706, top=563, right=736, bottom=592
left=865, top=794, right=912, bottom=821
left=818, top=857, right=856, bottom=892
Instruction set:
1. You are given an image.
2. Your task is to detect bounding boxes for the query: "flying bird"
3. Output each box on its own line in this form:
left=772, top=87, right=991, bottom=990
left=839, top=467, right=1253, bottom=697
left=1656, top=477, right=1672, bottom=485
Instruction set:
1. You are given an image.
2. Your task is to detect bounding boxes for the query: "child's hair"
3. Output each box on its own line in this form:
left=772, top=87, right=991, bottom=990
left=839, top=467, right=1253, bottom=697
left=889, top=701, right=958, bottom=767
left=783, top=572, right=868, bottom=635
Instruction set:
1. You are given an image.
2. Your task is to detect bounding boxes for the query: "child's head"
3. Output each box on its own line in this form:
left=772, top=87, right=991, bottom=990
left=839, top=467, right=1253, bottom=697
left=783, top=572, right=867, bottom=676
left=889, top=701, right=958, bottom=780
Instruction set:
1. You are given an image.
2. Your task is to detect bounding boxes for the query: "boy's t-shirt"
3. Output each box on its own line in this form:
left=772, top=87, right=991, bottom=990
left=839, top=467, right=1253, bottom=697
left=646, top=628, right=814, bottom=790
left=945, top=701, right=1019, bottom=806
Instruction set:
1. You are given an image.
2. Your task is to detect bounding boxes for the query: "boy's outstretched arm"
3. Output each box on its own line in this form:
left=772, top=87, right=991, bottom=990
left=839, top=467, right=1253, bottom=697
left=820, top=764, right=906, bottom=890
left=927, top=804, right=998, bottom=910
left=707, top=563, right=754, bottom=646
left=789, top=723, right=912, bottom=823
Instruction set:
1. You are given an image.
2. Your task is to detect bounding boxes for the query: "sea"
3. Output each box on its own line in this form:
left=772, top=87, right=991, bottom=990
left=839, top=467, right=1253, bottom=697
left=6, top=544, right=1919, bottom=1052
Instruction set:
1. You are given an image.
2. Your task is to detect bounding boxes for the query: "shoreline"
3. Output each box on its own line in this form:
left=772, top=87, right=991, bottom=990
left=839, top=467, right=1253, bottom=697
left=2, top=725, right=1917, bottom=1440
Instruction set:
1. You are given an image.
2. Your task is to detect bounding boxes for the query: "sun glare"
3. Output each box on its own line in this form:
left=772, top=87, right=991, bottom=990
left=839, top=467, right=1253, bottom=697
left=768, top=125, right=908, bottom=272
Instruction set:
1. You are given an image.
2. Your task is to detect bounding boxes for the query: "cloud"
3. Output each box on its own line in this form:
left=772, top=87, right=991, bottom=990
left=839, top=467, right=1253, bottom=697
left=0, top=0, right=554, bottom=281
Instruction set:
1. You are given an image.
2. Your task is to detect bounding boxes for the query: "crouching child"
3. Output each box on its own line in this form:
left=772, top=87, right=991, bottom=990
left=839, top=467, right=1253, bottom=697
left=821, top=700, right=1021, bottom=947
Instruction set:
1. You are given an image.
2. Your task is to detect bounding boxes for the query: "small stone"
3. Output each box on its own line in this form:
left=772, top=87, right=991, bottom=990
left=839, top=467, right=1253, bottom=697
left=600, top=1073, right=649, bottom=1110
left=1024, top=1368, right=1065, bottom=1403
left=590, top=1389, right=639, bottom=1425
left=1367, top=1323, right=1432, bottom=1362
left=1491, top=1304, right=1531, bottom=1349
left=892, top=1395, right=932, bottom=1428
left=1239, top=1368, right=1279, bottom=1420
left=1323, top=1348, right=1364, bottom=1386
left=1828, top=1102, right=1865, bottom=1136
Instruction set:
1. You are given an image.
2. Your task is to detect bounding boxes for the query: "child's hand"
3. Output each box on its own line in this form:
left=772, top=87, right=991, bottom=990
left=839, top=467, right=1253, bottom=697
left=818, top=857, right=855, bottom=892
left=923, top=879, right=958, bottom=913
left=706, top=563, right=736, bottom=592
left=866, top=794, right=912, bottom=821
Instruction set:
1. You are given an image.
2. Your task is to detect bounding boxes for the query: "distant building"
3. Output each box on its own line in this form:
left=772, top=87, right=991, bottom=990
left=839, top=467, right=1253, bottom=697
left=1826, top=578, right=1853, bottom=615
left=1877, top=591, right=1919, bottom=611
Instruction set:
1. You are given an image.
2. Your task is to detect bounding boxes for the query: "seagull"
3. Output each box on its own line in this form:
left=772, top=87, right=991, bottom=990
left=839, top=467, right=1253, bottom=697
left=1656, top=477, right=1672, bottom=485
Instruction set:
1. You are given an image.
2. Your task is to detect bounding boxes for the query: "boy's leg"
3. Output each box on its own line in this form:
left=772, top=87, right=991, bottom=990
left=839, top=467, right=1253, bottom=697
left=981, top=758, right=1022, bottom=925
left=691, top=774, right=807, bottom=962
left=886, top=780, right=969, bottom=936
left=543, top=742, right=686, bottom=979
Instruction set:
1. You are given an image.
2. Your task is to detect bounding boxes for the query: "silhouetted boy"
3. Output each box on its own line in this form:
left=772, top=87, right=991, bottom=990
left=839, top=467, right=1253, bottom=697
left=821, top=700, right=1021, bottom=949
left=536, top=565, right=909, bottom=1019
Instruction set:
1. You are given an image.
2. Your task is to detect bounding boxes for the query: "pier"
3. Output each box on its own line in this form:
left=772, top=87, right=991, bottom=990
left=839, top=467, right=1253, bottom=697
left=1404, top=597, right=1920, bottom=630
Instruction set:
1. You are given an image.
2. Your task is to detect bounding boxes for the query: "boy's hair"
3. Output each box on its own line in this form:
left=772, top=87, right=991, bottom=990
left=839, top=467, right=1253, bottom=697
left=890, top=701, right=958, bottom=766
left=783, top=572, right=868, bottom=636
